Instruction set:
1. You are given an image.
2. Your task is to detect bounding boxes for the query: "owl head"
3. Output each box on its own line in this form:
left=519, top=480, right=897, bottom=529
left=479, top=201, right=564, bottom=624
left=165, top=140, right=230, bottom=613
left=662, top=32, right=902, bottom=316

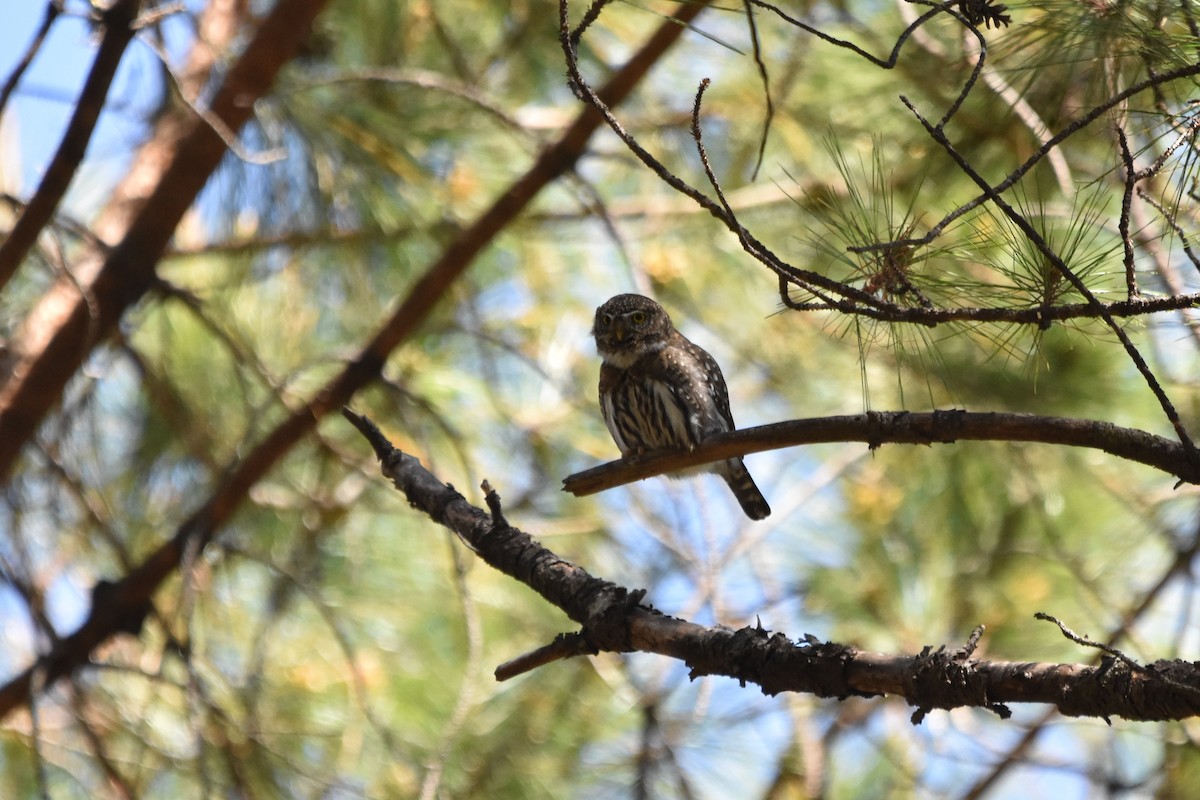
left=592, top=294, right=674, bottom=366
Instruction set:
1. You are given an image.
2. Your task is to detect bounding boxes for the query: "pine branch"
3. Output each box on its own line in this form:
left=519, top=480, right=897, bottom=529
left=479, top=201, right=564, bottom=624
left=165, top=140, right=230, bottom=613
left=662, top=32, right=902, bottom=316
left=562, top=0, right=1200, bottom=330
left=902, top=97, right=1199, bottom=460
left=347, top=408, right=1200, bottom=723
left=562, top=411, right=1200, bottom=496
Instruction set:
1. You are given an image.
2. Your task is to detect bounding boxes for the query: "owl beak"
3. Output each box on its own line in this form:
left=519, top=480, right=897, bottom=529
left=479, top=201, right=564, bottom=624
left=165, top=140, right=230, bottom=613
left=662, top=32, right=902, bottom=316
left=612, top=319, right=629, bottom=342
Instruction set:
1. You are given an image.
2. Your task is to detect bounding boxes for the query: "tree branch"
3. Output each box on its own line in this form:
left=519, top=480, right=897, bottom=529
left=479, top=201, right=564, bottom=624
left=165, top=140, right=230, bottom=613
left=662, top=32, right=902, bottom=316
left=562, top=410, right=1200, bottom=496
left=0, top=0, right=142, bottom=292
left=562, top=0, right=1200, bottom=335
left=348, top=408, right=1200, bottom=722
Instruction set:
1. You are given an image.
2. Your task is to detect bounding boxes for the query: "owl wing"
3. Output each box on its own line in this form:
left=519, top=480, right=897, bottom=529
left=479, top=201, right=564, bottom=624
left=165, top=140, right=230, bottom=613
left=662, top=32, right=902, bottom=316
left=655, top=334, right=735, bottom=440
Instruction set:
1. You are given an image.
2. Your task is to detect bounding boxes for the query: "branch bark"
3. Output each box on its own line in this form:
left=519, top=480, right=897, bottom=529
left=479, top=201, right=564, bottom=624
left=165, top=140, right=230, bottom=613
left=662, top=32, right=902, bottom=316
left=346, top=408, right=1200, bottom=723
left=562, top=410, right=1200, bottom=496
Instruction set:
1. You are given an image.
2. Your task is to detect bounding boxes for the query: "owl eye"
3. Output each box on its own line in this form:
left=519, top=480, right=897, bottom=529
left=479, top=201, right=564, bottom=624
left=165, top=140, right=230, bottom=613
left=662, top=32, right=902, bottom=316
left=600, top=313, right=613, bottom=326
left=631, top=311, right=647, bottom=324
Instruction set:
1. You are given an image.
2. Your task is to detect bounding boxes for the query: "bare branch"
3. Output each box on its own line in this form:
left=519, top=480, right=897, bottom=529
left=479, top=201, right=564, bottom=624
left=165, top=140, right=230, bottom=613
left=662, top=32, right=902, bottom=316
left=1138, top=188, right=1200, bottom=274
left=1116, top=123, right=1140, bottom=298
left=494, top=632, right=598, bottom=681
left=1035, top=613, right=1148, bottom=672
left=934, top=9, right=988, bottom=128
left=748, top=0, right=958, bottom=69
left=741, top=0, right=773, bottom=180
left=562, top=410, right=1200, bottom=496
left=568, top=0, right=616, bottom=50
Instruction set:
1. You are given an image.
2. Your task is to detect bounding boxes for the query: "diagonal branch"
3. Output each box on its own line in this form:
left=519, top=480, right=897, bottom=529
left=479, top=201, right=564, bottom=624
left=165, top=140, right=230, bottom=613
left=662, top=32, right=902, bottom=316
left=348, top=409, right=1200, bottom=723
left=0, top=0, right=142, bottom=292
left=561, top=411, right=1200, bottom=497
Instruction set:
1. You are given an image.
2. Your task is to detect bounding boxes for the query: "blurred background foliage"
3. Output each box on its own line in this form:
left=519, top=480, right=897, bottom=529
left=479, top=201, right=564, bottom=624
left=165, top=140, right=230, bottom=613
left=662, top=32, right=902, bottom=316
left=1, top=0, right=1199, bottom=796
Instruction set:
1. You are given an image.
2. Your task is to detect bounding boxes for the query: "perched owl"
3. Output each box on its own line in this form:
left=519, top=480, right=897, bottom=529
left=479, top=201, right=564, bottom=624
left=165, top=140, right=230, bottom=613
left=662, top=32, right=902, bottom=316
left=592, top=293, right=771, bottom=520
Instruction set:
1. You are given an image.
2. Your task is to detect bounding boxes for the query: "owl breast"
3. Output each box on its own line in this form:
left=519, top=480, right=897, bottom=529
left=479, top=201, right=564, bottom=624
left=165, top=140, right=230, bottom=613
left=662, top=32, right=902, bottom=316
left=600, top=369, right=694, bottom=455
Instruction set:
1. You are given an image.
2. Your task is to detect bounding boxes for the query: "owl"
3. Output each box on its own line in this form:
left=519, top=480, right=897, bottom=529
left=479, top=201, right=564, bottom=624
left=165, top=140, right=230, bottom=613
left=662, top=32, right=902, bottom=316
left=592, top=293, right=771, bottom=520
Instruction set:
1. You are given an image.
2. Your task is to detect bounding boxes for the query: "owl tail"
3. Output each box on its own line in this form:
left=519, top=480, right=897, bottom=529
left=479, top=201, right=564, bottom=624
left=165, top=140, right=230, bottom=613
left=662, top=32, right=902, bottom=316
left=720, top=458, right=771, bottom=520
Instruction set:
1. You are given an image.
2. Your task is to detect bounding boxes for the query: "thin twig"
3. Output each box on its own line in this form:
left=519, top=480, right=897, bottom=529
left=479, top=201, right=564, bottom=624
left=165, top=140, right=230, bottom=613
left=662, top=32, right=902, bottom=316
left=138, top=33, right=286, bottom=165
left=494, top=632, right=599, bottom=681
left=1034, top=613, right=1142, bottom=669
left=1138, top=188, right=1200, bottom=273
left=569, top=0, right=616, bottom=50
left=748, top=0, right=959, bottom=69
left=935, top=10, right=988, bottom=128
left=1116, top=124, right=1140, bottom=299
left=742, top=0, right=773, bottom=180
left=0, top=0, right=62, bottom=123
left=901, top=96, right=1199, bottom=461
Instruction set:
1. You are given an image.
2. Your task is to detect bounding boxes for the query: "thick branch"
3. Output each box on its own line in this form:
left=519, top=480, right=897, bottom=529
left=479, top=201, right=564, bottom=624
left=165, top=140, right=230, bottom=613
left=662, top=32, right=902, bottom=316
left=348, top=409, right=1200, bottom=722
left=562, top=411, right=1199, bottom=496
